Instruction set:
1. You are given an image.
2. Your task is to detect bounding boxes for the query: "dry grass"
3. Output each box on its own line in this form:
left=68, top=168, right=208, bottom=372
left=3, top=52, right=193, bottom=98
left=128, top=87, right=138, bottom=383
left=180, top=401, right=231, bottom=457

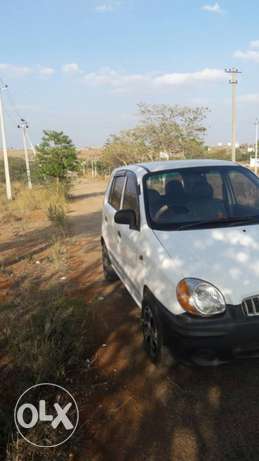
left=0, top=178, right=106, bottom=461
left=0, top=181, right=69, bottom=281
left=48, top=236, right=67, bottom=271
left=0, top=149, right=33, bottom=159
left=0, top=182, right=67, bottom=226
left=1, top=294, right=93, bottom=461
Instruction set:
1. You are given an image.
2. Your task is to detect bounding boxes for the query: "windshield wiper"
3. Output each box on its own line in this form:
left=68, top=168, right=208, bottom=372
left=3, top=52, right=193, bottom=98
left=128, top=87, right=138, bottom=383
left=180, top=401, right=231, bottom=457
left=177, top=215, right=259, bottom=231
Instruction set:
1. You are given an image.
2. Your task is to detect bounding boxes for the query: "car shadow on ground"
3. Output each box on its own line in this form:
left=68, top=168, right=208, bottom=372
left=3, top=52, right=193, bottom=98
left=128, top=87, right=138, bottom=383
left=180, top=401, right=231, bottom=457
left=69, top=191, right=105, bottom=201
left=0, top=209, right=102, bottom=269
left=64, top=187, right=259, bottom=461
left=81, top=280, right=259, bottom=461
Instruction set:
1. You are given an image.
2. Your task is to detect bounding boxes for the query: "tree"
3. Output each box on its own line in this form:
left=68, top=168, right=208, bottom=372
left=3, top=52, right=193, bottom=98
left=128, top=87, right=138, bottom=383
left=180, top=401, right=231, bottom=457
left=103, top=103, right=208, bottom=167
left=104, top=127, right=155, bottom=167
left=36, top=130, right=79, bottom=186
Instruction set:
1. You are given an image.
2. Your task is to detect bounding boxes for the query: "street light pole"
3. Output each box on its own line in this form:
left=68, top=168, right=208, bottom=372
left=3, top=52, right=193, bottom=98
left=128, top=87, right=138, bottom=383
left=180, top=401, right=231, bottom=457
left=0, top=84, right=12, bottom=200
left=225, top=68, right=241, bottom=162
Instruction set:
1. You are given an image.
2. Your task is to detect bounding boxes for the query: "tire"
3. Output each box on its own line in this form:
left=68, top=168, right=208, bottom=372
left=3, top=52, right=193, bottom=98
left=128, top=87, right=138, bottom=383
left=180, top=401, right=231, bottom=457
left=142, top=301, right=163, bottom=363
left=102, top=242, right=119, bottom=282
left=142, top=299, right=178, bottom=366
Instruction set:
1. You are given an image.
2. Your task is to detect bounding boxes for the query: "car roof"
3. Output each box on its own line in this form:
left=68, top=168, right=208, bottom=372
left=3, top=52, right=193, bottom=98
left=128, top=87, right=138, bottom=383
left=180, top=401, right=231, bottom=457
left=115, top=159, right=239, bottom=175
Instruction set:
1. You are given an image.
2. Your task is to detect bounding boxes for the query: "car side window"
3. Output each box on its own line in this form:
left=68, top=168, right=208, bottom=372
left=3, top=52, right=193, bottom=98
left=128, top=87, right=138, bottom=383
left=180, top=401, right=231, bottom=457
left=228, top=170, right=259, bottom=208
left=123, top=173, right=140, bottom=226
left=206, top=172, right=224, bottom=200
left=109, top=175, right=125, bottom=210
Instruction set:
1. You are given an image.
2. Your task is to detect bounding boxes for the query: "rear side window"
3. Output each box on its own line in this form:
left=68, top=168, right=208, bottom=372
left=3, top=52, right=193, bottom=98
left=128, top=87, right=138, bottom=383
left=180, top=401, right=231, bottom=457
left=109, top=175, right=125, bottom=210
left=123, top=173, right=140, bottom=226
left=206, top=172, right=224, bottom=200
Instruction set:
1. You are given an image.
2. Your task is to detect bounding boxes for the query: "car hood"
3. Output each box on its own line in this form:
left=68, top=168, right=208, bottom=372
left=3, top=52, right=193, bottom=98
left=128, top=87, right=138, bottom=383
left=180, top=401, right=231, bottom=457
left=154, top=224, right=259, bottom=306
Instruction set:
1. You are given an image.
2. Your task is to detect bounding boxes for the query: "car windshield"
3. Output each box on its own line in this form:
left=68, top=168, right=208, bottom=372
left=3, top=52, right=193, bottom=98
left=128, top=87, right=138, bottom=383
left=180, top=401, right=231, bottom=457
left=144, top=165, right=259, bottom=230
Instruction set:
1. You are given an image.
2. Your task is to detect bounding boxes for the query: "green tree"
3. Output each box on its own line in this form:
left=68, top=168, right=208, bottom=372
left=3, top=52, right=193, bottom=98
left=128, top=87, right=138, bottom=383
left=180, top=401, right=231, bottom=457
left=36, top=130, right=79, bottom=186
left=103, top=103, right=208, bottom=167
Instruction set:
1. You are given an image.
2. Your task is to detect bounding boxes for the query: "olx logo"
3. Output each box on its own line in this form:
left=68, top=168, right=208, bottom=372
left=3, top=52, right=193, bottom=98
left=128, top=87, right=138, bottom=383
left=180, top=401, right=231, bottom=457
left=14, top=383, right=79, bottom=448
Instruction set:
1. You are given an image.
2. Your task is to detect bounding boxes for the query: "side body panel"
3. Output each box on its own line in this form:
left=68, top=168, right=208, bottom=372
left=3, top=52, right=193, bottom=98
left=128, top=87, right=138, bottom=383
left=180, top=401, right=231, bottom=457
left=102, top=167, right=185, bottom=315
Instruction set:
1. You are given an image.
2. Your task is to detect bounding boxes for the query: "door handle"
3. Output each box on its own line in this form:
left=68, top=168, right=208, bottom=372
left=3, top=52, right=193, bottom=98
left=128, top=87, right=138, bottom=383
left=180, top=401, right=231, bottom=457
left=117, top=230, right=121, bottom=238
left=104, top=216, right=108, bottom=222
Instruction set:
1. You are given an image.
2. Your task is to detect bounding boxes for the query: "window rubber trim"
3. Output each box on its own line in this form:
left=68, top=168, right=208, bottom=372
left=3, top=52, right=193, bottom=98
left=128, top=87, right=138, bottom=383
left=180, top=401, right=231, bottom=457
left=138, top=165, right=150, bottom=173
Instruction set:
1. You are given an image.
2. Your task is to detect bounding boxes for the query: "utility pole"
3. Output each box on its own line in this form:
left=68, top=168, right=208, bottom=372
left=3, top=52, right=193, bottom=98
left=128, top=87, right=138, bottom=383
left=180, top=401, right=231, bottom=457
left=255, top=118, right=259, bottom=176
left=26, top=131, right=36, bottom=157
left=0, top=84, right=12, bottom=200
left=18, top=119, right=32, bottom=189
left=225, top=68, right=241, bottom=162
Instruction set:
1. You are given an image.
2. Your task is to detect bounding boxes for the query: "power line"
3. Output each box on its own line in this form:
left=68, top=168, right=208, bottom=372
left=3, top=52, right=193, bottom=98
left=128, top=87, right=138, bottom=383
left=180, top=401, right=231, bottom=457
left=0, top=73, right=28, bottom=124
left=0, top=74, right=36, bottom=159
left=1, top=97, right=20, bottom=125
left=5, top=87, right=24, bottom=121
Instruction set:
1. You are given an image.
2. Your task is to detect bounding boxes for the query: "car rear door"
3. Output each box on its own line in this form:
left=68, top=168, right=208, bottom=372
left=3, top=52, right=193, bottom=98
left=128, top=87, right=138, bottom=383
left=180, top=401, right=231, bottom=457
left=102, top=172, right=126, bottom=273
left=116, top=171, right=142, bottom=303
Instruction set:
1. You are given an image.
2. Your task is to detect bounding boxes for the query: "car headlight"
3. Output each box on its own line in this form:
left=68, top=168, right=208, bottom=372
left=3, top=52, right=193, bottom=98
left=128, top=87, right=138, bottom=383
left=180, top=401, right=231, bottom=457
left=176, top=278, right=226, bottom=317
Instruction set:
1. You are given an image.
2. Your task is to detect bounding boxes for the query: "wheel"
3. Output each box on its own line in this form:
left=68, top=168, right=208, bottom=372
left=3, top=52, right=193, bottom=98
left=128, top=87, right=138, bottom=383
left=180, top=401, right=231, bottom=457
left=102, top=242, right=119, bottom=282
left=142, top=302, right=163, bottom=362
left=142, top=300, right=178, bottom=366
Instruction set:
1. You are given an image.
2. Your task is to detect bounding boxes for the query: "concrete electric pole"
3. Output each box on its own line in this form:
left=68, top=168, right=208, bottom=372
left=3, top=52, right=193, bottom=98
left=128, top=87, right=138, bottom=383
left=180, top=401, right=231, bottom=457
left=18, top=119, right=32, bottom=189
left=255, top=118, right=259, bottom=176
left=0, top=84, right=12, bottom=200
left=26, top=131, right=36, bottom=157
left=225, top=68, right=241, bottom=163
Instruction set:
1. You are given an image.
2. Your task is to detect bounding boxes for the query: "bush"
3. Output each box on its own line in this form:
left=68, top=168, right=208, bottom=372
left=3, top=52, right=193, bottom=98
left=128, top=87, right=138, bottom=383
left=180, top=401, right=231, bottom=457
left=47, top=203, right=66, bottom=229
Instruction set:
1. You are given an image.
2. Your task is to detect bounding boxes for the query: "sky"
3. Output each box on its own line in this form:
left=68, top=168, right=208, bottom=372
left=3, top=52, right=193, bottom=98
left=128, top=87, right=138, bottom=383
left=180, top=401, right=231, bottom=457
left=1, top=0, right=259, bottom=148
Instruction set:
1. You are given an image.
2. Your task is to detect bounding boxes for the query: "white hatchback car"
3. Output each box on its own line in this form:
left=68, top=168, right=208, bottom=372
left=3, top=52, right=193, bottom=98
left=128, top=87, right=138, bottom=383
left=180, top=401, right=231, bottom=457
left=101, top=159, right=259, bottom=364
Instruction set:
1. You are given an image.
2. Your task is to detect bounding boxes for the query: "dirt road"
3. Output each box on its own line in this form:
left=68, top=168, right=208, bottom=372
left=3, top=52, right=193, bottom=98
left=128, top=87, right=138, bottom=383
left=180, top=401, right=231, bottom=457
left=2, top=178, right=259, bottom=461
left=68, top=179, right=259, bottom=461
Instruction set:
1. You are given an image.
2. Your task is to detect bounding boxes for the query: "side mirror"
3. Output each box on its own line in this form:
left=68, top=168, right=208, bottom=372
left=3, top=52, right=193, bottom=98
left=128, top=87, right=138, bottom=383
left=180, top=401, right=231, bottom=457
left=114, top=209, right=137, bottom=229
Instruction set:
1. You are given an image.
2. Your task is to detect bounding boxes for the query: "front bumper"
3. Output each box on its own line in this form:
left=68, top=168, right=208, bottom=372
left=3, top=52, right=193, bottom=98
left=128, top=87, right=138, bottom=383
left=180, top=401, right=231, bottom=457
left=159, top=301, right=259, bottom=361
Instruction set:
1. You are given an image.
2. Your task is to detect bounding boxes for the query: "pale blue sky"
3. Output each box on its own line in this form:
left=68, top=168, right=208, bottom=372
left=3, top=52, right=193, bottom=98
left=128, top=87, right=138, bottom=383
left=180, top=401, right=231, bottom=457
left=1, top=0, right=259, bottom=147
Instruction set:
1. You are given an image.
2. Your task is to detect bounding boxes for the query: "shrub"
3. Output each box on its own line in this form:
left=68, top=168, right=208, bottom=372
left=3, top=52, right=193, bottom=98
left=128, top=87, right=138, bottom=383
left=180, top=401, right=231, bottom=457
left=47, top=203, right=66, bottom=229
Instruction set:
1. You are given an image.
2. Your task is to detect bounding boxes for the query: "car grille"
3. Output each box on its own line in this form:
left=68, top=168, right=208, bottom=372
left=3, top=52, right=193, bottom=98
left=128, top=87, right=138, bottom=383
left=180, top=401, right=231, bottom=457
left=242, top=296, right=259, bottom=316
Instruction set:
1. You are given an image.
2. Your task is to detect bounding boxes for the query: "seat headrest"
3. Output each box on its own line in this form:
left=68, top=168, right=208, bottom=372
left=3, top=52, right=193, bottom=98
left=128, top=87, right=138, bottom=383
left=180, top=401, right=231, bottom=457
left=147, top=189, right=161, bottom=202
left=165, top=180, right=187, bottom=205
left=192, top=182, right=213, bottom=200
